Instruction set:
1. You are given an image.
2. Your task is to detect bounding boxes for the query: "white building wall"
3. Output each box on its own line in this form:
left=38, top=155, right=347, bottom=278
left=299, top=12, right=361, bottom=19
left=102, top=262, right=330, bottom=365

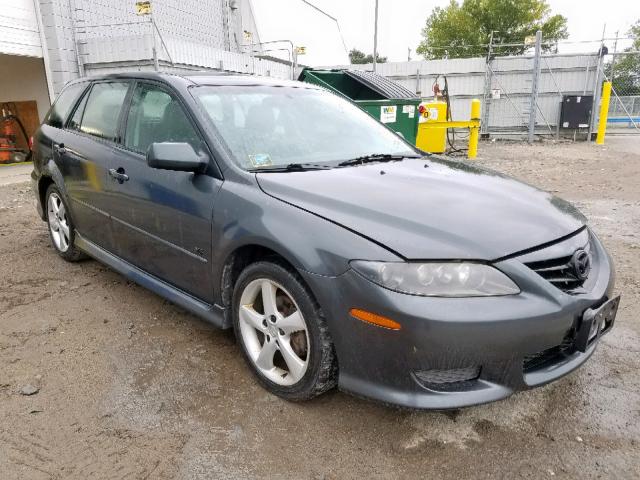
left=38, top=0, right=81, bottom=95
left=0, top=0, right=42, bottom=57
left=36, top=0, right=284, bottom=95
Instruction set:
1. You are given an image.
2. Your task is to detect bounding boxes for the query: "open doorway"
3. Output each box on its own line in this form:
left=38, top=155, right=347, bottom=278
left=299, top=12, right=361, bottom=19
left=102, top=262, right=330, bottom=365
left=0, top=54, right=50, bottom=164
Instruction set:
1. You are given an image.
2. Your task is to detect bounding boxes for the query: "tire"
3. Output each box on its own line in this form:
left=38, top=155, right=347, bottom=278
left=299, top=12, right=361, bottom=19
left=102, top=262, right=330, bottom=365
left=45, top=184, right=85, bottom=262
left=232, top=260, right=338, bottom=401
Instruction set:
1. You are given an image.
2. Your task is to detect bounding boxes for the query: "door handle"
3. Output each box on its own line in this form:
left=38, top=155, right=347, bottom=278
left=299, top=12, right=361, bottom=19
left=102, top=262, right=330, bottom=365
left=108, top=168, right=129, bottom=184
left=53, top=143, right=67, bottom=155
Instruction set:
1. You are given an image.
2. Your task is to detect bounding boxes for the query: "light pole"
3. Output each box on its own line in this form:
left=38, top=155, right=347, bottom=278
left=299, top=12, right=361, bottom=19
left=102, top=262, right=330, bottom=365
left=373, top=0, right=379, bottom=72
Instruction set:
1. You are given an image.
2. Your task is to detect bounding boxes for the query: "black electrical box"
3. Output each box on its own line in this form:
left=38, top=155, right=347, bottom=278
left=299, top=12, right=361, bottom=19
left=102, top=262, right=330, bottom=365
left=560, top=95, right=593, bottom=129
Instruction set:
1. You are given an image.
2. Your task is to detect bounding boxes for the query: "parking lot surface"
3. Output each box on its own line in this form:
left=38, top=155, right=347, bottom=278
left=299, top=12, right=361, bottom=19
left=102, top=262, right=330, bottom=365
left=1, top=137, right=639, bottom=479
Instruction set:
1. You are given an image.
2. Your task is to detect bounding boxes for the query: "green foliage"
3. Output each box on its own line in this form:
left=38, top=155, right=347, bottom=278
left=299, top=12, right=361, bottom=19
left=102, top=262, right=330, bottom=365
left=349, top=48, right=387, bottom=64
left=417, top=0, right=568, bottom=59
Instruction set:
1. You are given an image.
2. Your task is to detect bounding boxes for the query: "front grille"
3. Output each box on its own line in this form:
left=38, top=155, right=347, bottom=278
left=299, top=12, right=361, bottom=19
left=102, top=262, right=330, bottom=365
left=413, top=366, right=481, bottom=391
left=525, top=242, right=591, bottom=293
left=523, top=333, right=575, bottom=372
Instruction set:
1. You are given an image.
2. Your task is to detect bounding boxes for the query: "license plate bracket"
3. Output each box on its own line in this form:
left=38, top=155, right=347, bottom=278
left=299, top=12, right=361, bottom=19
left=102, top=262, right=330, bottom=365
left=575, top=296, right=620, bottom=353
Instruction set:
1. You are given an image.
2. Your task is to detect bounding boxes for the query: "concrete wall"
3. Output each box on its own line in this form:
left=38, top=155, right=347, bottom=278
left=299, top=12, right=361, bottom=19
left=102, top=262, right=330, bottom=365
left=0, top=53, right=51, bottom=121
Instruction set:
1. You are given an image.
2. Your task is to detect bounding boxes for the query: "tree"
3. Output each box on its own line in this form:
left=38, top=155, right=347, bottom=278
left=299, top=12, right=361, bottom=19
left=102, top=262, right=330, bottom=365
left=608, top=21, right=640, bottom=96
left=417, top=0, right=568, bottom=59
left=349, top=48, right=387, bottom=64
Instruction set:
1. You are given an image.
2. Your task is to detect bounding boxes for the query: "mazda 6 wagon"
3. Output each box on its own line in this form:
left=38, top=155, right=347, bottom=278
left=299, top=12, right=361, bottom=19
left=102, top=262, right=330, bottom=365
left=31, top=72, right=619, bottom=409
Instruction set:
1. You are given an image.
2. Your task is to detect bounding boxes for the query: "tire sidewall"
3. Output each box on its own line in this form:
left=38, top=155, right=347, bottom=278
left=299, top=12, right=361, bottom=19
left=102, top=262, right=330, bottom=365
left=232, top=261, right=327, bottom=399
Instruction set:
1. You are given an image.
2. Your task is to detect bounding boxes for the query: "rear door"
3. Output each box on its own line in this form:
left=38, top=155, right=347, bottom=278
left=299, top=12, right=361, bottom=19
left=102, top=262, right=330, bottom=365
left=104, top=80, right=222, bottom=302
left=56, top=80, right=132, bottom=252
left=35, top=81, right=87, bottom=214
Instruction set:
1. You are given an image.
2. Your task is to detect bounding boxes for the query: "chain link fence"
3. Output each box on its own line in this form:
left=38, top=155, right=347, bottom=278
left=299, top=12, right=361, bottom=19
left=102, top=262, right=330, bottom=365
left=604, top=51, right=640, bottom=134
left=326, top=35, right=639, bottom=142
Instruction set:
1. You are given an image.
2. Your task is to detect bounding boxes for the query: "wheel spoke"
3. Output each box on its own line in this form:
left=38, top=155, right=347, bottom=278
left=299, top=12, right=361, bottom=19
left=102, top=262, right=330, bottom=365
left=261, top=280, right=278, bottom=317
left=58, top=219, right=70, bottom=239
left=255, top=339, right=278, bottom=370
left=240, top=305, right=265, bottom=331
left=50, top=196, right=59, bottom=215
left=57, top=201, right=66, bottom=218
left=279, top=340, right=306, bottom=382
left=278, top=310, right=305, bottom=334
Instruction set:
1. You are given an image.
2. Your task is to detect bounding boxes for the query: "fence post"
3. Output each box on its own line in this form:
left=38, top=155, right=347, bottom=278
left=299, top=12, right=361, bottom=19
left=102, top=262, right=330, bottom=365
left=481, top=31, right=495, bottom=136
left=528, top=30, right=542, bottom=143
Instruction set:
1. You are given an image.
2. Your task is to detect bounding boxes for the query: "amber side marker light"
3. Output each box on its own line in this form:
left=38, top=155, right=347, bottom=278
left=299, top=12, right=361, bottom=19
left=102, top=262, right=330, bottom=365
left=350, top=308, right=401, bottom=330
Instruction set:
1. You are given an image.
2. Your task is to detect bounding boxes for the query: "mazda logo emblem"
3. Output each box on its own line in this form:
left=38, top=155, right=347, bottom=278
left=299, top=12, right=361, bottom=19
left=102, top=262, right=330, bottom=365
left=571, top=249, right=591, bottom=281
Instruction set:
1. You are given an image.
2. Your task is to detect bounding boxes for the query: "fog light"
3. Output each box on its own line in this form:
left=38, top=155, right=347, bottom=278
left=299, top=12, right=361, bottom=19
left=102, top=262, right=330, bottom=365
left=350, top=308, right=401, bottom=330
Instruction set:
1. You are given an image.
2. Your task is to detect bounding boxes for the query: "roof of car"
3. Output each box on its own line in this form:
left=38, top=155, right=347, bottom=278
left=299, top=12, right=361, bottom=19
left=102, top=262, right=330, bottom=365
left=73, top=71, right=319, bottom=89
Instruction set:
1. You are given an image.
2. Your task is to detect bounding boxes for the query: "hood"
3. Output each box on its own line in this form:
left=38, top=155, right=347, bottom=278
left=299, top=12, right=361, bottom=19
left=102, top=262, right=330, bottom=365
left=256, top=157, right=586, bottom=260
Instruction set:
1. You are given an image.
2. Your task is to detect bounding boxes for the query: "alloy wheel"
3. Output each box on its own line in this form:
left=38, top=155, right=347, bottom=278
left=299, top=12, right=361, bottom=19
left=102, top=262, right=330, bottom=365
left=47, top=192, right=70, bottom=252
left=238, top=278, right=310, bottom=386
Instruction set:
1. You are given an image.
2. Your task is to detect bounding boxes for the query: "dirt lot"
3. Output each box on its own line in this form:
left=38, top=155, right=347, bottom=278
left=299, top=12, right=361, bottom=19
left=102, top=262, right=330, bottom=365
left=1, top=137, right=639, bottom=479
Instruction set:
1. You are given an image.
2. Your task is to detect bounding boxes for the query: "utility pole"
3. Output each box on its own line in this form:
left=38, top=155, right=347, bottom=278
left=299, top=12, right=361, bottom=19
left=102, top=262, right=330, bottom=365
left=528, top=30, right=542, bottom=143
left=407, top=47, right=411, bottom=62
left=373, top=0, right=379, bottom=72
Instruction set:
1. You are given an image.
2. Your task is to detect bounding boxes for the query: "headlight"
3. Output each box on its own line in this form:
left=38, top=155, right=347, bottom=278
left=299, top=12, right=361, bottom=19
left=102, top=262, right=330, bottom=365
left=350, top=261, right=520, bottom=297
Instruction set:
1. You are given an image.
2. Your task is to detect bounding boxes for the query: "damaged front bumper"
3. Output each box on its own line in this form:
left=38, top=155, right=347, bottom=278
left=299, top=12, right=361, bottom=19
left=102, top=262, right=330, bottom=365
left=300, top=231, right=616, bottom=410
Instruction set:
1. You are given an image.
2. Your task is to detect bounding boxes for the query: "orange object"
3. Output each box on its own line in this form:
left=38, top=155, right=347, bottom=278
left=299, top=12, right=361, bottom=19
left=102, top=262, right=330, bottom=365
left=349, top=308, right=401, bottom=330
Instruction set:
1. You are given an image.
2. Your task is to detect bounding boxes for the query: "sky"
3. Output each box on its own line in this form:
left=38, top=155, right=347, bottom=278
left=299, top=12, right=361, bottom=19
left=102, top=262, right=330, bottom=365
left=250, top=0, right=640, bottom=66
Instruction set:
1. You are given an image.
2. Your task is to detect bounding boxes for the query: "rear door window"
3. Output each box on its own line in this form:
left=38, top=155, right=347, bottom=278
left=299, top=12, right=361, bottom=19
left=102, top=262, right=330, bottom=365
left=77, top=82, right=130, bottom=141
left=44, top=83, right=87, bottom=128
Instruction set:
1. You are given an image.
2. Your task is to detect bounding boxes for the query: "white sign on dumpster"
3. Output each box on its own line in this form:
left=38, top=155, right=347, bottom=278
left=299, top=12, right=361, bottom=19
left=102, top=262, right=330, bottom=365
left=402, top=104, right=415, bottom=118
left=380, top=105, right=397, bottom=123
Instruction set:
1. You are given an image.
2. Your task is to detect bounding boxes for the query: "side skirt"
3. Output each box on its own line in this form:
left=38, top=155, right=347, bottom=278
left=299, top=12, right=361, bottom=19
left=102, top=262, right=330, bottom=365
left=75, top=233, right=229, bottom=329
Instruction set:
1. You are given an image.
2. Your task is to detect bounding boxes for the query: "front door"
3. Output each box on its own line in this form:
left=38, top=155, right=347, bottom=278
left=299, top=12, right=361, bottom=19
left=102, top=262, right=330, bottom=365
left=105, top=81, right=221, bottom=302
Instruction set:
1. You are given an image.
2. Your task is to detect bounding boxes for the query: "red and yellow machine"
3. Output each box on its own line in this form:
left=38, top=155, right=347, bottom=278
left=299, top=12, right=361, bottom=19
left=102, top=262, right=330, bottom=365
left=0, top=103, right=30, bottom=164
left=414, top=78, right=481, bottom=159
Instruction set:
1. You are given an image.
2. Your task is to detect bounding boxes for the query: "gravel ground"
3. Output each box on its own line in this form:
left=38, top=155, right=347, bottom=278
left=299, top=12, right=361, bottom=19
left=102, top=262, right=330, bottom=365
left=1, top=137, right=639, bottom=479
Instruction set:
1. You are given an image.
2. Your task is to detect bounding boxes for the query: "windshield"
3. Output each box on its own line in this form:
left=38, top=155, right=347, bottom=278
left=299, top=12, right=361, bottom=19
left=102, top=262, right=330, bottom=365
left=192, top=85, right=417, bottom=170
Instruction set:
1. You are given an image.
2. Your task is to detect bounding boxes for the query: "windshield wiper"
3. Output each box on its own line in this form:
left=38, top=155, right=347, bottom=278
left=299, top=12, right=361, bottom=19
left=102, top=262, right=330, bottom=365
left=249, top=162, right=333, bottom=173
left=337, top=153, right=421, bottom=167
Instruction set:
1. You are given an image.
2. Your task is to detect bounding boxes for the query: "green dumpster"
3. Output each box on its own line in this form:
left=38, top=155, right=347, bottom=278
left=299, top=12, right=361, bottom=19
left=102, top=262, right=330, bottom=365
left=298, top=68, right=421, bottom=144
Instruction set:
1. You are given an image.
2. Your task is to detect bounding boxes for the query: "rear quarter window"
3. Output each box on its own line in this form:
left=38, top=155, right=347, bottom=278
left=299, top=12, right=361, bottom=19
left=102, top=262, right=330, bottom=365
left=44, top=83, right=87, bottom=128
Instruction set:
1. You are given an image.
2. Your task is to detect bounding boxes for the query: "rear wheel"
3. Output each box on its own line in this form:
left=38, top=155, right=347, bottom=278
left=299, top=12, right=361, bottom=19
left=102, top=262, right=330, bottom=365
left=45, top=185, right=85, bottom=262
left=232, top=261, right=337, bottom=401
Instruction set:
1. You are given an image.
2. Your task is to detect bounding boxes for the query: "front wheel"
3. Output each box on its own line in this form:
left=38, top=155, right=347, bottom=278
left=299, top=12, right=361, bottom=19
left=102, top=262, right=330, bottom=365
left=232, top=261, right=337, bottom=401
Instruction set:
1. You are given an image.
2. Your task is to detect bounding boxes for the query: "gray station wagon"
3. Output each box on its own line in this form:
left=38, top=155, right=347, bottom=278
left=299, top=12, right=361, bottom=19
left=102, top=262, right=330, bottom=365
left=31, top=72, right=619, bottom=409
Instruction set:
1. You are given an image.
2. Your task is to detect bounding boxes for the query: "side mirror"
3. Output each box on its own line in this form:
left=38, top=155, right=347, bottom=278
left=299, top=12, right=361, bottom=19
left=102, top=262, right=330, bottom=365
left=146, top=142, right=208, bottom=172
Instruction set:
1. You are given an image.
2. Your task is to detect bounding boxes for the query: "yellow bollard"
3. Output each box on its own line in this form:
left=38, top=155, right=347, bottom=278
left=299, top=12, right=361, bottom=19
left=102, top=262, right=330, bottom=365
left=596, top=81, right=612, bottom=145
left=468, top=99, right=481, bottom=159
